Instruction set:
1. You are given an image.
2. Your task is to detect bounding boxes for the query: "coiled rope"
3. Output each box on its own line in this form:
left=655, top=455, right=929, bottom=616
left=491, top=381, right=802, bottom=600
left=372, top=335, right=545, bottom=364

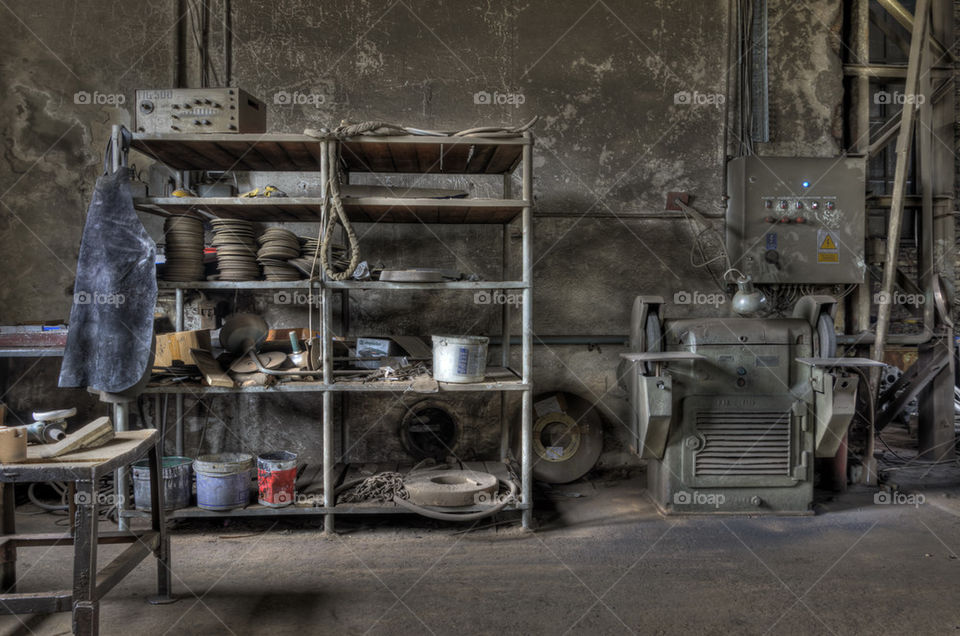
left=303, top=118, right=538, bottom=280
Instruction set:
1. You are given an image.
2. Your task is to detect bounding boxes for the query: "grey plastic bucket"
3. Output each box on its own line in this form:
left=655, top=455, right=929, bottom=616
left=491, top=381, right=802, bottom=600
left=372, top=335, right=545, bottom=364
left=132, top=456, right=193, bottom=511
left=194, top=453, right=254, bottom=511
left=257, top=451, right=298, bottom=507
left=431, top=335, right=489, bottom=383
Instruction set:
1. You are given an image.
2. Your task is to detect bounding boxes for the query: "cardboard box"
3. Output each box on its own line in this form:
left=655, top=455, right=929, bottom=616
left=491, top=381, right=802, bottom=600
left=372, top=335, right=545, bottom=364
left=154, top=330, right=211, bottom=367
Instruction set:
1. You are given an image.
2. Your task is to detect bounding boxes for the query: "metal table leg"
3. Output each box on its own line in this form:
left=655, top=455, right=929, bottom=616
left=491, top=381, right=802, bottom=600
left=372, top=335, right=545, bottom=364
left=72, top=480, right=99, bottom=636
left=146, top=439, right=176, bottom=605
left=114, top=402, right=130, bottom=531
left=0, top=483, right=15, bottom=593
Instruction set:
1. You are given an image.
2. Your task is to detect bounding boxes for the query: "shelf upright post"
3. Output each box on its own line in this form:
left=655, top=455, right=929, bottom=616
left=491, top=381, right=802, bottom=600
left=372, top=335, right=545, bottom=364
left=500, top=172, right=514, bottom=461
left=320, top=138, right=335, bottom=534
left=174, top=284, right=184, bottom=456
left=110, top=125, right=133, bottom=531
left=521, top=132, right=533, bottom=529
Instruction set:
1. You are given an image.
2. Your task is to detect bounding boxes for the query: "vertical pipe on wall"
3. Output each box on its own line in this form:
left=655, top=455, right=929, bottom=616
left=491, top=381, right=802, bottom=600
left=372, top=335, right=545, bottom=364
left=222, top=0, right=232, bottom=86
left=320, top=140, right=335, bottom=534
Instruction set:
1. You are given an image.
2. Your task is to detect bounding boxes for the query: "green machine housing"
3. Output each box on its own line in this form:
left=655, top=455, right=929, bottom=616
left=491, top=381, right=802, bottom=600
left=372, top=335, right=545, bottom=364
left=621, top=296, right=875, bottom=515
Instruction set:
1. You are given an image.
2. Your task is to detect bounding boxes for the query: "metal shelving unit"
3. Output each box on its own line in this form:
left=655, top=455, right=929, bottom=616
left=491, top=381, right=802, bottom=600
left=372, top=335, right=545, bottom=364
left=127, top=129, right=534, bottom=530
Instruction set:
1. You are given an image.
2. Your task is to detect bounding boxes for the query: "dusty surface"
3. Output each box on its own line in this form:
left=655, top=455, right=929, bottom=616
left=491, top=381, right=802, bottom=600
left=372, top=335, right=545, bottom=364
left=0, top=473, right=958, bottom=635
left=0, top=0, right=848, bottom=468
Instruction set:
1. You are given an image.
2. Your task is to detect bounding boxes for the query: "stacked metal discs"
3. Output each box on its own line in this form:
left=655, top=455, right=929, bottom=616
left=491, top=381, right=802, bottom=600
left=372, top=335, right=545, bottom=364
left=285, top=237, right=349, bottom=279
left=257, top=227, right=302, bottom=281
left=211, top=219, right=260, bottom=281
left=162, top=215, right=205, bottom=281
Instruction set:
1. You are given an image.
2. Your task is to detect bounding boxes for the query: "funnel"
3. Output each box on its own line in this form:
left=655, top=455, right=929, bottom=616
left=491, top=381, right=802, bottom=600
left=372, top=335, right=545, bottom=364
left=220, top=314, right=269, bottom=354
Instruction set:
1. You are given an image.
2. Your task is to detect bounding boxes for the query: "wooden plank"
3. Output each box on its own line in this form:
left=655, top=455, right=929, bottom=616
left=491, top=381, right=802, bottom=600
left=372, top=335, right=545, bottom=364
left=468, top=144, right=497, bottom=173
left=388, top=144, right=419, bottom=172
left=190, top=141, right=255, bottom=171
left=190, top=349, right=235, bottom=388
left=484, top=145, right=519, bottom=174
left=440, top=144, right=469, bottom=172
left=33, top=417, right=113, bottom=460
left=415, top=143, right=434, bottom=173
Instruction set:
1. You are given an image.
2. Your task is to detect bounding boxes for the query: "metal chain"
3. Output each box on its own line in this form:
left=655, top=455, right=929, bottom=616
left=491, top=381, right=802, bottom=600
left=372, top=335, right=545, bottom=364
left=338, top=471, right=408, bottom=503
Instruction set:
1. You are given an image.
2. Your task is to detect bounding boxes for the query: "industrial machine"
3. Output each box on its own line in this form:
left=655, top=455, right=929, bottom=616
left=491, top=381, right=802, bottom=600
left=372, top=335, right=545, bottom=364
left=726, top=156, right=866, bottom=284
left=621, top=295, right=881, bottom=514
left=135, top=88, right=266, bottom=134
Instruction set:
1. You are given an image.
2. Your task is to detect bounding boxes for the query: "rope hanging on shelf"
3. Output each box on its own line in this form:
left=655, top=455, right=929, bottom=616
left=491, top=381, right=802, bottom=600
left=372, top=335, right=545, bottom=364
left=303, top=117, right=538, bottom=281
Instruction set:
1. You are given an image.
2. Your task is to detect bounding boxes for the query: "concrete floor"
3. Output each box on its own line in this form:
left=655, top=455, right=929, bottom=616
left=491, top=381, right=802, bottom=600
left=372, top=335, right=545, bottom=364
left=1, top=472, right=958, bottom=636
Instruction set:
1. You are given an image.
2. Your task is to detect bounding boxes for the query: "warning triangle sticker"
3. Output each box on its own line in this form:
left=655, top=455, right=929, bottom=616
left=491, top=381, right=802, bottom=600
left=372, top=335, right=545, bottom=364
left=820, top=234, right=837, bottom=250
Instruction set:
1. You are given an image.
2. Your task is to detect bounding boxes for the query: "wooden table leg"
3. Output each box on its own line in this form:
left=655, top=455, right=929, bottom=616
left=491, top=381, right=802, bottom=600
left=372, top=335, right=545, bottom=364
left=0, top=483, right=15, bottom=593
left=68, top=483, right=77, bottom=535
left=146, top=440, right=175, bottom=605
left=72, top=480, right=99, bottom=636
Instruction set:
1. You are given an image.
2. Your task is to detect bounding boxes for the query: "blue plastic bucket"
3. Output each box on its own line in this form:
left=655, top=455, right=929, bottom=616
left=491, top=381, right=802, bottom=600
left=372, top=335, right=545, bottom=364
left=194, top=453, right=253, bottom=511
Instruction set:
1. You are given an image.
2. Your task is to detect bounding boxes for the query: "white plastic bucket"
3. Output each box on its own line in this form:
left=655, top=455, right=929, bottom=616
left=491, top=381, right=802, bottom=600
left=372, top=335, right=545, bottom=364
left=431, top=335, right=489, bottom=383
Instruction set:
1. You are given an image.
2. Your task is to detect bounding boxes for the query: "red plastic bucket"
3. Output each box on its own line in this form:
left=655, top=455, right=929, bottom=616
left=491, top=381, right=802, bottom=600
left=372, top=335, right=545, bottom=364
left=257, top=451, right=297, bottom=507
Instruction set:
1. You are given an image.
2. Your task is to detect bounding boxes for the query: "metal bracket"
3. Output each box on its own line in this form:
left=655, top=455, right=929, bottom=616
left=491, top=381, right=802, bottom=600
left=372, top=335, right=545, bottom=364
left=810, top=368, right=859, bottom=458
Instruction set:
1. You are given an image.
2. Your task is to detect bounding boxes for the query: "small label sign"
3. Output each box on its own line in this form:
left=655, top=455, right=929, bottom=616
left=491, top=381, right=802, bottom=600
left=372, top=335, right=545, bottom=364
left=817, top=229, right=839, bottom=264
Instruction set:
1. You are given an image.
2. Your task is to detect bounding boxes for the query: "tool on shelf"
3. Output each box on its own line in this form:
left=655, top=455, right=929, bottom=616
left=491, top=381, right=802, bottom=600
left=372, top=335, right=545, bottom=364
left=220, top=314, right=319, bottom=378
left=27, top=408, right=75, bottom=444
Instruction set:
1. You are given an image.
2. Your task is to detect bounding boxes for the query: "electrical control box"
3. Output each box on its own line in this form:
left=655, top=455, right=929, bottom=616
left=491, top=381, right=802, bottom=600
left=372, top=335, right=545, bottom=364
left=134, top=88, right=266, bottom=134
left=726, top=156, right=866, bottom=284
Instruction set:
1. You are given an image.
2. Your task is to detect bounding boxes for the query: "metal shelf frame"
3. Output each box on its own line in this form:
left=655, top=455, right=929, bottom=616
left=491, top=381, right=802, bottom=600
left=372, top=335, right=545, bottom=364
left=125, top=128, right=535, bottom=531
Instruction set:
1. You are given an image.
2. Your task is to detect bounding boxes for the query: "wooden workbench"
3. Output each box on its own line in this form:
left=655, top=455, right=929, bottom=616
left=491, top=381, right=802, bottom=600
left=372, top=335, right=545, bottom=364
left=0, top=429, right=175, bottom=635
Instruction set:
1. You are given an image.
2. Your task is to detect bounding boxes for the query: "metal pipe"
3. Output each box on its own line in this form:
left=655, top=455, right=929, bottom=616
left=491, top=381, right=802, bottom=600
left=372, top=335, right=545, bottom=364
left=114, top=402, right=129, bottom=531
left=521, top=132, right=533, bottom=530
left=322, top=391, right=333, bottom=534
left=918, top=32, right=936, bottom=336
left=321, top=141, right=335, bottom=533
left=871, top=0, right=929, bottom=375
left=500, top=173, right=513, bottom=462
left=222, top=0, right=231, bottom=86
left=490, top=335, right=629, bottom=346
left=875, top=0, right=953, bottom=61
left=174, top=288, right=184, bottom=456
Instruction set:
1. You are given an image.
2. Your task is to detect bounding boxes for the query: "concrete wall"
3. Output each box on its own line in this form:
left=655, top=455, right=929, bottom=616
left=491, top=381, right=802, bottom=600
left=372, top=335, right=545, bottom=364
left=0, top=0, right=843, bottom=466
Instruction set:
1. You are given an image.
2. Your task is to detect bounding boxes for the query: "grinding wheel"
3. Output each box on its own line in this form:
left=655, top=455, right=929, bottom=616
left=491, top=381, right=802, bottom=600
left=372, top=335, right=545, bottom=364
left=219, top=314, right=268, bottom=354
left=518, top=391, right=604, bottom=484
left=404, top=469, right=498, bottom=507
left=228, top=351, right=287, bottom=373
